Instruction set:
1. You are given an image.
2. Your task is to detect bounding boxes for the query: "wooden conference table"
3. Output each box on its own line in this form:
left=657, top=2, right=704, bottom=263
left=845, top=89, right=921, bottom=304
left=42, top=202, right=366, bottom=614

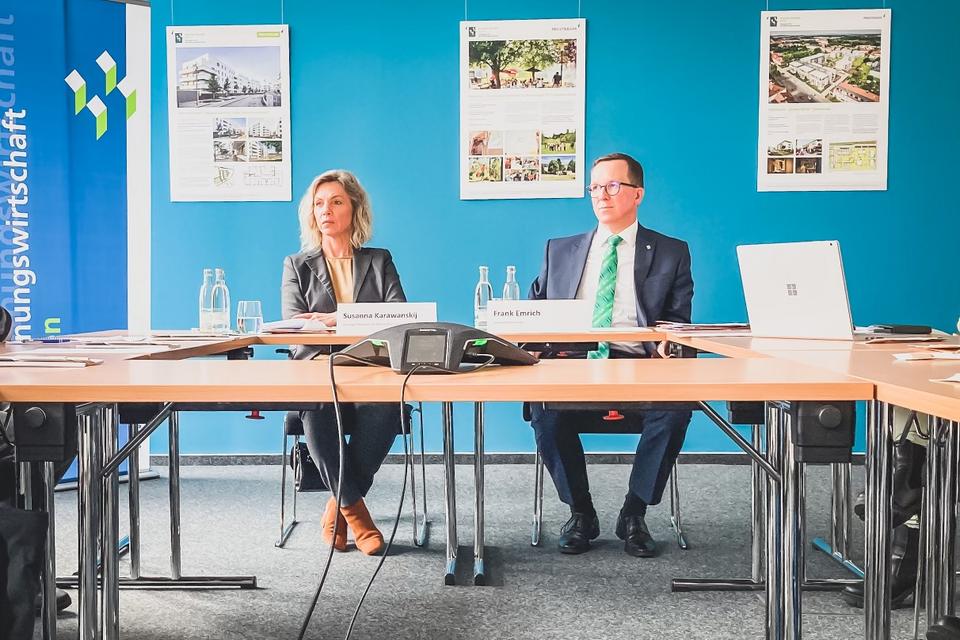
left=7, top=328, right=949, bottom=640
left=671, top=334, right=960, bottom=640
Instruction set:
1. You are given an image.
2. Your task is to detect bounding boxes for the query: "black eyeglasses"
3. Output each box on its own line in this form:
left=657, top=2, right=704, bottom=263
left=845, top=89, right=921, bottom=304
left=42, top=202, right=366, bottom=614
left=586, top=181, right=640, bottom=197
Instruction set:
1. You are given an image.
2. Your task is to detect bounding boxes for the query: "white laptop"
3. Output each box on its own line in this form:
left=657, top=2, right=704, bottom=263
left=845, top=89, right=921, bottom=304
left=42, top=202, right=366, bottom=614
left=737, top=240, right=855, bottom=340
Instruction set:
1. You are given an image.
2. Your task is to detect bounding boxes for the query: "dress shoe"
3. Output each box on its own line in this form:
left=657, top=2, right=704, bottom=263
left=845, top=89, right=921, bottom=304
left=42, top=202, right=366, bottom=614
left=557, top=512, right=599, bottom=554
left=615, top=510, right=658, bottom=558
left=927, top=616, right=960, bottom=640
left=854, top=439, right=924, bottom=527
left=842, top=524, right=919, bottom=609
left=339, top=498, right=385, bottom=556
left=34, top=588, right=71, bottom=615
left=321, top=497, right=348, bottom=551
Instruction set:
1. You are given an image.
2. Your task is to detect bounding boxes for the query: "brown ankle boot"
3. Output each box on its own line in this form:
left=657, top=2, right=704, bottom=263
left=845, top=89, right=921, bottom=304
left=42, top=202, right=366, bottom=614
left=340, top=498, right=385, bottom=556
left=321, top=497, right=348, bottom=551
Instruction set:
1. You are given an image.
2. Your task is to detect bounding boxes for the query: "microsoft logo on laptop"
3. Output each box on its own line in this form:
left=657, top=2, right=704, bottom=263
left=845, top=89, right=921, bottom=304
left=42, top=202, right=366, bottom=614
left=64, top=51, right=137, bottom=140
left=786, top=283, right=798, bottom=297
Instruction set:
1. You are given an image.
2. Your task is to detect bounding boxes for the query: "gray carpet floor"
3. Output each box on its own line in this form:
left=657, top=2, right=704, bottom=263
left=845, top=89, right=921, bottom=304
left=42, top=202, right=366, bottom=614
left=40, top=463, right=932, bottom=639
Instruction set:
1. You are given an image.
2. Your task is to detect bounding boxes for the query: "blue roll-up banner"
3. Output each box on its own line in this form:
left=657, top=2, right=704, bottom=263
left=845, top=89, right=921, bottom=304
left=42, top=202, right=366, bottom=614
left=2, top=0, right=149, bottom=480
left=1, top=0, right=134, bottom=339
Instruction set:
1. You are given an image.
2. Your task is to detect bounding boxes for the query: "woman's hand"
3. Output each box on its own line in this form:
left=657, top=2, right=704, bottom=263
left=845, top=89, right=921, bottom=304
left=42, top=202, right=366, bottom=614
left=293, top=312, right=337, bottom=328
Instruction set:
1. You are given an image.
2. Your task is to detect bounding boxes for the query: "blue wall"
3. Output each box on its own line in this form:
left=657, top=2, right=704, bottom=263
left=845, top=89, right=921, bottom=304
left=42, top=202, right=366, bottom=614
left=151, top=0, right=960, bottom=455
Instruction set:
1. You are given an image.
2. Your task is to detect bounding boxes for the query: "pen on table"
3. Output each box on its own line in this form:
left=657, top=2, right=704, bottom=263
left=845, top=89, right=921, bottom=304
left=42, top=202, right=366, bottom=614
left=25, top=338, right=72, bottom=344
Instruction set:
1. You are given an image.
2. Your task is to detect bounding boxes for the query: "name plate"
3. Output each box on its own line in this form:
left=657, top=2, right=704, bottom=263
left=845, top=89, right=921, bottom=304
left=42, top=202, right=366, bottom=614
left=487, top=300, right=592, bottom=332
left=336, top=302, right=437, bottom=334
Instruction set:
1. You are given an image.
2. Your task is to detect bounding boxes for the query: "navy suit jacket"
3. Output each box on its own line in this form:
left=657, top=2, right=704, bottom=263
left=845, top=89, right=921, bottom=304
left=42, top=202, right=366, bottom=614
left=528, top=224, right=693, bottom=330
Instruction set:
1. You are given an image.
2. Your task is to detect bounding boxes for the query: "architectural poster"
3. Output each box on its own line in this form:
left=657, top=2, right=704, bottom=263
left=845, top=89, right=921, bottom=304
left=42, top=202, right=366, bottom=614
left=460, top=19, right=586, bottom=200
left=758, top=9, right=891, bottom=191
left=166, top=25, right=291, bottom=201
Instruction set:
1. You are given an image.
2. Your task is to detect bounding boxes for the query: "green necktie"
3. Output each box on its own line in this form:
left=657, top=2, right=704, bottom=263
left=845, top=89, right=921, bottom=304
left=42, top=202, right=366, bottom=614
left=588, top=235, right=623, bottom=359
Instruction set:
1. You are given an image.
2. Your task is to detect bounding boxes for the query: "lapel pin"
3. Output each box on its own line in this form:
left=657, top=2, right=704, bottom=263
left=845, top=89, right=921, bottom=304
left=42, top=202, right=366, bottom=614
left=646, top=244, right=651, bottom=250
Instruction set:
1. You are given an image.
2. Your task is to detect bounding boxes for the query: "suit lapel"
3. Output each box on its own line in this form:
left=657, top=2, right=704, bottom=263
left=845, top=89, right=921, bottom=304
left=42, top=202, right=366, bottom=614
left=564, top=230, right=595, bottom=299
left=306, top=249, right=337, bottom=306
left=352, top=248, right=372, bottom=302
left=633, top=226, right=657, bottom=327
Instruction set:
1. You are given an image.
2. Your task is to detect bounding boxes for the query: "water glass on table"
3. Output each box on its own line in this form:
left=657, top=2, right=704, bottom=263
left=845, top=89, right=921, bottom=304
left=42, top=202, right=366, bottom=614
left=237, top=300, right=263, bottom=334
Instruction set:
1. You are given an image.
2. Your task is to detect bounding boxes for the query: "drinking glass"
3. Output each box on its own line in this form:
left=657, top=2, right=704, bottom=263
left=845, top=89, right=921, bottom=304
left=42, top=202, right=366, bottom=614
left=237, top=300, right=263, bottom=334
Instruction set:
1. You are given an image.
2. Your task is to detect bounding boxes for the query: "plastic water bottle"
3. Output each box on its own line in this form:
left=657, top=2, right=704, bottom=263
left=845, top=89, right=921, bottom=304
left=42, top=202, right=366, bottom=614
left=198, top=268, right=214, bottom=331
left=473, top=266, right=493, bottom=329
left=210, top=268, right=231, bottom=333
left=502, top=265, right=520, bottom=301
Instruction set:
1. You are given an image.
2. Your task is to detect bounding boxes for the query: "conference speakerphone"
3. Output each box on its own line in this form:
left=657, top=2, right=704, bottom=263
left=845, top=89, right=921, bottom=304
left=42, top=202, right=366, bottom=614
left=337, top=322, right=539, bottom=373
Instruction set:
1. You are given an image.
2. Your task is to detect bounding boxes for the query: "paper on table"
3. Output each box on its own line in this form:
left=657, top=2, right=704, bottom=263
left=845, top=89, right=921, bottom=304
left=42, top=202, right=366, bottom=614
left=894, top=352, right=960, bottom=362
left=931, top=373, right=960, bottom=383
left=0, top=355, right=102, bottom=367
left=148, top=331, right=239, bottom=339
left=15, top=346, right=171, bottom=355
left=262, top=319, right=331, bottom=333
left=655, top=322, right=750, bottom=332
left=864, top=335, right=944, bottom=344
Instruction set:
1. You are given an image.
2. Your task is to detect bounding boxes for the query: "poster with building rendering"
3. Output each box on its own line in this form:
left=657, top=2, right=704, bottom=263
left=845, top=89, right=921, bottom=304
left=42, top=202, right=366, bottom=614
left=166, top=25, right=291, bottom=201
left=460, top=19, right=586, bottom=200
left=758, top=10, right=890, bottom=191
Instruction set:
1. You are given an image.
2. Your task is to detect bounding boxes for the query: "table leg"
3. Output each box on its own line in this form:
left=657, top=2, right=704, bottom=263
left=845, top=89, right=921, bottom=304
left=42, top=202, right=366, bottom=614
left=442, top=402, right=457, bottom=586
left=128, top=424, right=142, bottom=579
left=102, top=405, right=120, bottom=640
left=765, top=403, right=784, bottom=640
left=168, top=411, right=182, bottom=580
left=937, top=421, right=958, bottom=617
left=782, top=406, right=803, bottom=640
left=864, top=400, right=893, bottom=640
left=78, top=408, right=102, bottom=640
left=41, top=461, right=57, bottom=640
left=473, top=402, right=485, bottom=586
left=751, top=423, right=766, bottom=584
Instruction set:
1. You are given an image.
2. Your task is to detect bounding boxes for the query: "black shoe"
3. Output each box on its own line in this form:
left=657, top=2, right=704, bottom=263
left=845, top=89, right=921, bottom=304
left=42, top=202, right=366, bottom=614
left=927, top=616, right=960, bottom=640
left=854, top=439, right=924, bottom=527
left=34, top=588, right=71, bottom=615
left=558, top=512, right=599, bottom=554
left=615, top=510, right=658, bottom=558
left=842, top=525, right=919, bottom=609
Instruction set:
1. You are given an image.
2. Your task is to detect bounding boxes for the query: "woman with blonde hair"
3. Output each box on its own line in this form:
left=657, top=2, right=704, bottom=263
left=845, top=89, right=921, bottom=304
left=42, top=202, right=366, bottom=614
left=281, top=169, right=405, bottom=555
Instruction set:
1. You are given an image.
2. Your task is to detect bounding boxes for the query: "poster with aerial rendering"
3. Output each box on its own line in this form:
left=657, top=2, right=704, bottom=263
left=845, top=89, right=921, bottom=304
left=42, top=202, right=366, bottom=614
left=166, top=25, right=291, bottom=201
left=758, top=10, right=890, bottom=191
left=460, top=19, right=586, bottom=200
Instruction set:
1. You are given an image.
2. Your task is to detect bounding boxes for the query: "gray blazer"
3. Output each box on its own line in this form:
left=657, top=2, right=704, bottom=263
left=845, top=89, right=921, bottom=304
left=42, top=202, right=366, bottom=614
left=281, top=246, right=406, bottom=359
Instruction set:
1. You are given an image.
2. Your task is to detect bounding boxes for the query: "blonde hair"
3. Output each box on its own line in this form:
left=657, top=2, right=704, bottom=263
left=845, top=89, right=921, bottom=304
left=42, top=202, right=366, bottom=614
left=297, top=170, right=373, bottom=251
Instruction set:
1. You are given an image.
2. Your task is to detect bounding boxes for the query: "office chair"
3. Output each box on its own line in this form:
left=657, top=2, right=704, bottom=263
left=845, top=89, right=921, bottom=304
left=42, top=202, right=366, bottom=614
left=277, top=403, right=429, bottom=548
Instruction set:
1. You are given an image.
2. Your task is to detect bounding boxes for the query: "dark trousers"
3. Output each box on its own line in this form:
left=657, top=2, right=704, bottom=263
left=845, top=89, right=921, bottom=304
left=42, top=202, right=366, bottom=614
left=531, top=405, right=690, bottom=507
left=529, top=349, right=692, bottom=508
left=300, top=403, right=400, bottom=506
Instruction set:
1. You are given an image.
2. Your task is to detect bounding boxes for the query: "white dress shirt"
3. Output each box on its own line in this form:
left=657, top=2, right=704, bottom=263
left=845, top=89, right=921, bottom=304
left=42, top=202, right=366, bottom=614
left=576, top=220, right=645, bottom=353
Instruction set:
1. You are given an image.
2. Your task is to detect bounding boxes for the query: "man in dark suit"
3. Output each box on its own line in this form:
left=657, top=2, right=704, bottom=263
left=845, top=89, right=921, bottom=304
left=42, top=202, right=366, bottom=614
left=528, top=152, right=694, bottom=557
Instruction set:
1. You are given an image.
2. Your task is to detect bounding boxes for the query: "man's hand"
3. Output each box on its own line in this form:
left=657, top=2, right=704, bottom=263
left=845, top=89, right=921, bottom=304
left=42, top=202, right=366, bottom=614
left=293, top=312, right=337, bottom=328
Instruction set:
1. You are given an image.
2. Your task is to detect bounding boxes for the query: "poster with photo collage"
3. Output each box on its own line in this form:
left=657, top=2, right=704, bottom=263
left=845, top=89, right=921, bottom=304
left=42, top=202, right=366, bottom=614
left=166, top=25, right=291, bottom=201
left=758, top=10, right=891, bottom=191
left=460, top=19, right=586, bottom=200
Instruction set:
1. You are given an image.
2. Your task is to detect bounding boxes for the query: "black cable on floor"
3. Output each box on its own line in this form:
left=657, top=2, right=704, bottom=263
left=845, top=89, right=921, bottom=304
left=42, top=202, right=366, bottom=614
left=343, top=363, right=422, bottom=640
left=295, top=352, right=353, bottom=640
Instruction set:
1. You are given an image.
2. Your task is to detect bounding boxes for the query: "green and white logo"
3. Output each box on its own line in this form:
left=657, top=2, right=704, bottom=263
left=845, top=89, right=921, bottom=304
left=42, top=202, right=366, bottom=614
left=64, top=51, right=137, bottom=139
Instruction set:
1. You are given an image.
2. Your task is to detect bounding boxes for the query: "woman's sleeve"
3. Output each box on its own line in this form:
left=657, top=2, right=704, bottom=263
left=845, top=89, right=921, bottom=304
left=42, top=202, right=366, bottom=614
left=281, top=255, right=309, bottom=319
